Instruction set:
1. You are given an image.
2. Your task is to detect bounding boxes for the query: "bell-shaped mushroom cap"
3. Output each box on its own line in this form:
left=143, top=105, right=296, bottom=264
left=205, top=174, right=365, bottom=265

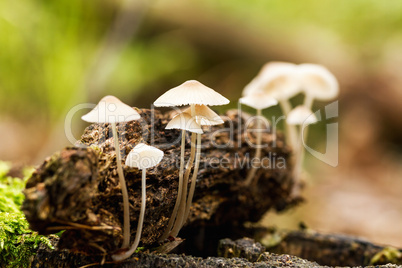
left=243, top=62, right=299, bottom=100
left=286, top=105, right=318, bottom=125
left=125, top=143, right=164, bottom=170
left=166, top=112, right=203, bottom=134
left=82, top=95, right=141, bottom=123
left=182, top=105, right=224, bottom=126
left=239, top=91, right=278, bottom=110
left=297, top=64, right=339, bottom=101
left=154, top=80, right=230, bottom=107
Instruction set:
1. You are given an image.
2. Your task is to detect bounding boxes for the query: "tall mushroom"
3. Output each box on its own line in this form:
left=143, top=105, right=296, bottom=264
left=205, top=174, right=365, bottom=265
left=286, top=105, right=318, bottom=196
left=297, top=64, right=339, bottom=110
left=243, top=62, right=300, bottom=149
left=81, top=95, right=140, bottom=249
left=180, top=105, right=224, bottom=227
left=289, top=64, right=338, bottom=195
left=112, top=143, right=164, bottom=261
left=239, top=92, right=278, bottom=186
left=154, top=80, right=229, bottom=239
left=159, top=112, right=203, bottom=241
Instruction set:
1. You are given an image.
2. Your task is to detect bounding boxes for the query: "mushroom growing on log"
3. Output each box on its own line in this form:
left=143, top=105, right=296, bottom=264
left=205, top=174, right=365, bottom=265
left=22, top=108, right=298, bottom=256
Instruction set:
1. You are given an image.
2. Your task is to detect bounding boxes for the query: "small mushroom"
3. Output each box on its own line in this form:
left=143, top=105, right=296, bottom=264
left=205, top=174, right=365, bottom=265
left=166, top=112, right=204, bottom=134
left=180, top=105, right=224, bottom=227
left=154, top=80, right=230, bottom=107
left=112, top=143, right=164, bottom=261
left=242, top=62, right=300, bottom=149
left=154, top=80, right=229, bottom=239
left=286, top=105, right=318, bottom=196
left=159, top=112, right=202, bottom=241
left=81, top=95, right=140, bottom=249
left=297, top=64, right=339, bottom=109
left=182, top=104, right=224, bottom=126
left=290, top=64, right=338, bottom=196
left=287, top=105, right=318, bottom=125
left=243, top=62, right=300, bottom=99
left=239, top=92, right=278, bottom=186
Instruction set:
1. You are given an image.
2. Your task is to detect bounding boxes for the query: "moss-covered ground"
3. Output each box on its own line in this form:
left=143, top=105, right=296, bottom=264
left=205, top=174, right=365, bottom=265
left=0, top=162, right=53, bottom=268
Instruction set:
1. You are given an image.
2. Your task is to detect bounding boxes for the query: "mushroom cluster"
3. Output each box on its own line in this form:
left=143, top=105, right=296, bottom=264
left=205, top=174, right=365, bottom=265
left=154, top=80, right=229, bottom=240
left=80, top=83, right=228, bottom=260
left=240, top=62, right=339, bottom=190
left=76, top=65, right=337, bottom=261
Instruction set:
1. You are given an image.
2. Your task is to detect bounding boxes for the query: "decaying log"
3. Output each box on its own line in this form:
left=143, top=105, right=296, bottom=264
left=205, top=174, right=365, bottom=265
left=31, top=237, right=321, bottom=268
left=22, top=109, right=299, bottom=257
left=31, top=236, right=402, bottom=267
left=217, top=238, right=402, bottom=268
left=265, top=229, right=402, bottom=267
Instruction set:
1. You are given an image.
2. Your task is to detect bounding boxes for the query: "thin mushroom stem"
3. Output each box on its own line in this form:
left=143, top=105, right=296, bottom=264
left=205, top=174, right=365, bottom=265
left=159, top=129, right=186, bottom=241
left=112, top=168, right=147, bottom=262
left=291, top=93, right=314, bottom=197
left=279, top=99, right=297, bottom=150
left=111, top=122, right=130, bottom=249
left=303, top=93, right=314, bottom=109
left=291, top=125, right=309, bottom=197
left=170, top=104, right=197, bottom=237
left=170, top=131, right=196, bottom=237
left=244, top=109, right=263, bottom=186
left=182, top=132, right=201, bottom=226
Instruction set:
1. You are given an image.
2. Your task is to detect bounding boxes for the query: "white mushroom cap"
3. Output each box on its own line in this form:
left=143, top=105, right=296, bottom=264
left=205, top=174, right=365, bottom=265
left=182, top=105, right=224, bottom=126
left=297, top=64, right=339, bottom=101
left=286, top=105, right=318, bottom=125
left=125, top=143, right=164, bottom=170
left=239, top=91, right=278, bottom=110
left=82, top=95, right=141, bottom=124
left=243, top=62, right=300, bottom=100
left=166, top=112, right=203, bottom=134
left=154, top=80, right=230, bottom=107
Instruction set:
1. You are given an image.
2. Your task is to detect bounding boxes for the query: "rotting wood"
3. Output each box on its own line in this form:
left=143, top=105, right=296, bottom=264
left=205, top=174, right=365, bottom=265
left=22, top=108, right=298, bottom=256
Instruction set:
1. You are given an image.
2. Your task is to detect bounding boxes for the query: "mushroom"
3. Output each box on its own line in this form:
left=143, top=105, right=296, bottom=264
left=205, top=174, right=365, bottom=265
left=166, top=112, right=204, bottom=134
left=287, top=105, right=318, bottom=125
left=159, top=112, right=202, bottom=241
left=297, top=64, right=339, bottom=109
left=180, top=105, right=224, bottom=227
left=81, top=95, right=140, bottom=249
left=112, top=143, right=164, bottom=261
left=242, top=62, right=300, bottom=149
left=239, top=92, right=278, bottom=186
left=286, top=105, right=318, bottom=196
left=182, top=104, right=225, bottom=126
left=154, top=80, right=229, bottom=239
left=289, top=64, right=338, bottom=195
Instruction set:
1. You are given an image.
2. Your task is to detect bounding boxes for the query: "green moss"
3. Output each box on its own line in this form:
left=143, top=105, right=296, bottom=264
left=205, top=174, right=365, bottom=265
left=0, top=162, right=54, bottom=268
left=0, top=212, right=54, bottom=268
left=370, top=246, right=402, bottom=265
left=0, top=175, right=26, bottom=214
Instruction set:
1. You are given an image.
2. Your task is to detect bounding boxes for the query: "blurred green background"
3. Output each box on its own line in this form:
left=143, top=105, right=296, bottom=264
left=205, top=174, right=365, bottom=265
left=1, top=0, right=402, bottom=249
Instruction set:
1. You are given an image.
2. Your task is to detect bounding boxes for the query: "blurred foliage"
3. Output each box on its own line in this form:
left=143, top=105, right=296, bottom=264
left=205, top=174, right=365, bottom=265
left=0, top=162, right=27, bottom=213
left=0, top=0, right=196, bottom=123
left=201, top=0, right=402, bottom=48
left=1, top=0, right=402, bottom=122
left=0, top=162, right=53, bottom=268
